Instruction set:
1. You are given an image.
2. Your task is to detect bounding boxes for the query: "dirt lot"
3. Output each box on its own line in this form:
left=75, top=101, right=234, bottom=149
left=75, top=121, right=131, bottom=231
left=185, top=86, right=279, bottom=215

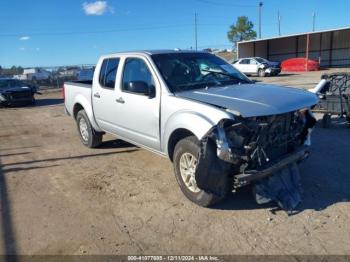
left=0, top=72, right=350, bottom=255
left=251, top=68, right=350, bottom=89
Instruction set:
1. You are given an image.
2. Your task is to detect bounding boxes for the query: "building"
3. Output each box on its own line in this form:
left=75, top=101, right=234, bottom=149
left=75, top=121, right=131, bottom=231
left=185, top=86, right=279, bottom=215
left=237, top=27, right=350, bottom=67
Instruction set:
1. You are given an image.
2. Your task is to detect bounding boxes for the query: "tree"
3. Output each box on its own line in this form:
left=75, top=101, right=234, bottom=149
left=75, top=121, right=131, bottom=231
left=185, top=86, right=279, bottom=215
left=227, top=16, right=257, bottom=51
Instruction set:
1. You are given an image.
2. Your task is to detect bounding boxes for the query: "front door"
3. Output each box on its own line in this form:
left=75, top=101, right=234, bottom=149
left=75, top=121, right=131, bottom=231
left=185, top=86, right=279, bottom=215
left=246, top=58, right=258, bottom=74
left=112, top=57, right=161, bottom=150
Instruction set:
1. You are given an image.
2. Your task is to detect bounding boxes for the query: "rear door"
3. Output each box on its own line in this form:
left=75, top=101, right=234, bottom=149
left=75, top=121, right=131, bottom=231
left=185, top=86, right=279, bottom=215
left=92, top=57, right=121, bottom=133
left=237, top=59, right=249, bottom=73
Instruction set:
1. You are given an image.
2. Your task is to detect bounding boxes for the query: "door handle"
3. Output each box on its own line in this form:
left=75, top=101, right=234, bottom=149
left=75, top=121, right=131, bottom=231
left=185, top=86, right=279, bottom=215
left=116, top=97, right=125, bottom=104
left=94, top=92, right=100, bottom=98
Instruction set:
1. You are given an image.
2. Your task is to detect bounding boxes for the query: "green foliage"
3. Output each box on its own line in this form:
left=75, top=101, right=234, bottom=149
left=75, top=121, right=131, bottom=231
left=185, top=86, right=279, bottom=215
left=227, top=16, right=257, bottom=50
left=0, top=66, right=24, bottom=76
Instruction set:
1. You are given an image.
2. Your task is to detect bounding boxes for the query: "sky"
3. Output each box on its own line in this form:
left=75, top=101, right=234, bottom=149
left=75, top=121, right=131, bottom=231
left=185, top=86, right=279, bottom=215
left=1, top=0, right=350, bottom=67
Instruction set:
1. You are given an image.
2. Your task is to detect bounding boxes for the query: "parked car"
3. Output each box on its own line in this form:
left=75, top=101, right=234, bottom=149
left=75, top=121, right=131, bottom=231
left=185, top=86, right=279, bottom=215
left=64, top=50, right=317, bottom=207
left=15, top=68, right=51, bottom=81
left=0, top=78, right=36, bottom=106
left=233, top=57, right=281, bottom=77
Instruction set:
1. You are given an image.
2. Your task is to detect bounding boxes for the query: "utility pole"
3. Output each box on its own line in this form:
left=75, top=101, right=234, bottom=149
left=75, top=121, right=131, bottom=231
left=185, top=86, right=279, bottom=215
left=258, top=2, right=263, bottom=39
left=278, top=11, right=281, bottom=36
left=312, top=12, right=316, bottom=32
left=194, top=12, right=198, bottom=51
left=306, top=34, right=310, bottom=71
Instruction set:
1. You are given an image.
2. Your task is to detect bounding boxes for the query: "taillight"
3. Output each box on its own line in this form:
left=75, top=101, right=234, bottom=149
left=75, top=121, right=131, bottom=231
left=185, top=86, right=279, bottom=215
left=61, top=85, right=65, bottom=100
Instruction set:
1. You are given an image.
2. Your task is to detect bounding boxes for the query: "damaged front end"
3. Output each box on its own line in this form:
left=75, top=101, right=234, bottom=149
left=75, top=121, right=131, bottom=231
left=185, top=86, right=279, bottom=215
left=195, top=109, right=316, bottom=211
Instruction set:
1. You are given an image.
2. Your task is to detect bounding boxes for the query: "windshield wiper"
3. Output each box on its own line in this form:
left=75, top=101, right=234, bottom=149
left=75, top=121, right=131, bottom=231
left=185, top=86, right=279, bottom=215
left=201, top=69, right=250, bottom=83
left=176, top=80, right=220, bottom=91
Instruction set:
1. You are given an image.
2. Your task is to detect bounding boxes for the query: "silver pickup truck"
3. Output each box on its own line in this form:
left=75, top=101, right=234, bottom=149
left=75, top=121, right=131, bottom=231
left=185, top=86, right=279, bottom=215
left=64, top=50, right=318, bottom=207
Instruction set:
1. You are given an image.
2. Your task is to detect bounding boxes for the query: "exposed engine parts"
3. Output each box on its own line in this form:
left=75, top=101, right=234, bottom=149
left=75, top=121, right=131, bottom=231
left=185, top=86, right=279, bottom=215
left=195, top=109, right=316, bottom=212
left=215, top=109, right=315, bottom=169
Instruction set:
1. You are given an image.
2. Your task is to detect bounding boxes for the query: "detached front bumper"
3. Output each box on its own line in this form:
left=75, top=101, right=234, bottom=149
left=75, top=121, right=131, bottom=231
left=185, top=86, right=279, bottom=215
left=234, top=146, right=309, bottom=188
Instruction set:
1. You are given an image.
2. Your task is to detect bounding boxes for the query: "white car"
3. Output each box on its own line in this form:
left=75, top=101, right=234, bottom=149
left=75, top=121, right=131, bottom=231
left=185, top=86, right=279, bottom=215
left=233, top=57, right=281, bottom=77
left=15, top=68, right=51, bottom=81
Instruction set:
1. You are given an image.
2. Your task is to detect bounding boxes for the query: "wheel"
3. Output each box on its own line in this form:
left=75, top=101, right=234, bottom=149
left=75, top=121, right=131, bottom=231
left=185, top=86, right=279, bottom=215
left=76, top=110, right=103, bottom=148
left=258, top=69, right=266, bottom=77
left=322, top=113, right=332, bottom=128
left=173, top=136, right=221, bottom=207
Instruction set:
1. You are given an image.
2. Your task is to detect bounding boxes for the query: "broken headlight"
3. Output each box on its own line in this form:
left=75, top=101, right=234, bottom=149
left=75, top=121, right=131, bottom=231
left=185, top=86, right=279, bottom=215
left=0, top=94, right=7, bottom=102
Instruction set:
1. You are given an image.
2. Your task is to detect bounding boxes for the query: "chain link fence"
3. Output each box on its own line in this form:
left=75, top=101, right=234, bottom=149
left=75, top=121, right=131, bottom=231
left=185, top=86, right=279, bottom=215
left=0, top=65, right=95, bottom=91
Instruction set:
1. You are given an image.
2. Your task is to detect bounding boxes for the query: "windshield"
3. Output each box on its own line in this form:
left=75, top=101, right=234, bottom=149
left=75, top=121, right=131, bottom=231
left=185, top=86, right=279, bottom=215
left=0, top=79, right=26, bottom=89
left=255, top=57, right=269, bottom=63
left=151, top=52, right=251, bottom=93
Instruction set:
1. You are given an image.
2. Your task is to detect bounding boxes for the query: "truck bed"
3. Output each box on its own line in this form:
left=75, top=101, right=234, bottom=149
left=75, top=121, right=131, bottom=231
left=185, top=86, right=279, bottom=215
left=65, top=80, right=92, bottom=88
left=64, top=80, right=93, bottom=119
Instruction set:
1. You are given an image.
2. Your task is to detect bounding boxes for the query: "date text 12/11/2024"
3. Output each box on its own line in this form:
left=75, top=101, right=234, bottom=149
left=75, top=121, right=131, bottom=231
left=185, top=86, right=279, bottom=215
left=127, top=255, right=220, bottom=261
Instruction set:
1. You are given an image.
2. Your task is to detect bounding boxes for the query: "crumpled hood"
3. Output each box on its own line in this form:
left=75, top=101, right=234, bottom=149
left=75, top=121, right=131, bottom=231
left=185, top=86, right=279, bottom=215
left=176, top=83, right=318, bottom=117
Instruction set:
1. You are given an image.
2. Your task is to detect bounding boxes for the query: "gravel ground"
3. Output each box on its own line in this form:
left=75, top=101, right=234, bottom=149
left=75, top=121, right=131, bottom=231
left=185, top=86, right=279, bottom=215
left=0, top=72, right=349, bottom=255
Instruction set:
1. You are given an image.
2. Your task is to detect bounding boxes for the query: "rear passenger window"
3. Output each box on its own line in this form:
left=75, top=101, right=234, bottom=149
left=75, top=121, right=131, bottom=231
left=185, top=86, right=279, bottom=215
left=99, top=60, right=108, bottom=86
left=99, top=58, right=120, bottom=89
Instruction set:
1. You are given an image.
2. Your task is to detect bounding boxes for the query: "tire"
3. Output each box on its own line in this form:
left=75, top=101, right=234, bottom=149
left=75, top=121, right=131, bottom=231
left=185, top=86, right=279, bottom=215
left=322, top=113, right=332, bottom=128
left=76, top=110, right=103, bottom=148
left=173, top=136, right=221, bottom=207
left=258, top=69, right=266, bottom=77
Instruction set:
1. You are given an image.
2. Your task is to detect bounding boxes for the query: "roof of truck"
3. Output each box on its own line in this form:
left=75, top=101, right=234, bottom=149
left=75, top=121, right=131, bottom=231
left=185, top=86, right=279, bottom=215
left=107, top=50, right=208, bottom=56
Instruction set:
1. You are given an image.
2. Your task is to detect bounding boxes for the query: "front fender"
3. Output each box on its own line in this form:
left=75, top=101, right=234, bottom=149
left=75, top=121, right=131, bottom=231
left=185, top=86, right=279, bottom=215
left=73, top=94, right=102, bottom=132
left=162, top=110, right=218, bottom=154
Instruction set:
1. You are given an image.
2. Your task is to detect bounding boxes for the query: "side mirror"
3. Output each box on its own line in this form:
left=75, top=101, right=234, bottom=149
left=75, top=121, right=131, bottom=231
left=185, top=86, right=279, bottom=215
left=128, top=81, right=156, bottom=98
left=128, top=81, right=148, bottom=94
left=148, top=85, right=156, bottom=99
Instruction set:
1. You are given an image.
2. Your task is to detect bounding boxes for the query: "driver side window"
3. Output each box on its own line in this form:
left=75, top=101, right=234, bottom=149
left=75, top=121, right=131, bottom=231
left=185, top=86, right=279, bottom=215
left=122, top=58, right=155, bottom=95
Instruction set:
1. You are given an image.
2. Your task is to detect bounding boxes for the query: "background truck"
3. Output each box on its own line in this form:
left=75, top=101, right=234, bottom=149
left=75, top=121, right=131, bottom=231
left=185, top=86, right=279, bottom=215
left=64, top=50, right=318, bottom=209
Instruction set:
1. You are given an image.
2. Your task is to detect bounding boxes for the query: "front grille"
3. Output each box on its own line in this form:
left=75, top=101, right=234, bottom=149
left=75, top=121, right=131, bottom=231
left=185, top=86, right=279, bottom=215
left=226, top=112, right=305, bottom=169
left=255, top=114, right=293, bottom=161
left=10, top=91, right=32, bottom=99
